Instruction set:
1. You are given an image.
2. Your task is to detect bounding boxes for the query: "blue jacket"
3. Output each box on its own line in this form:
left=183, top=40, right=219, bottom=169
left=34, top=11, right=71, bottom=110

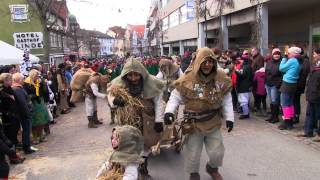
left=279, top=57, right=301, bottom=83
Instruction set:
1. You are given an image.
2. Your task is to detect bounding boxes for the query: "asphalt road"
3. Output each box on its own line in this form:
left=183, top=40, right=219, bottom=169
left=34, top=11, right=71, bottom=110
left=10, top=99, right=320, bottom=180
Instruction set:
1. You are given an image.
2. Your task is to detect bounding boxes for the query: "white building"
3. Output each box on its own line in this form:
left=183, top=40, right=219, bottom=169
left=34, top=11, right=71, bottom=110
left=98, top=37, right=114, bottom=56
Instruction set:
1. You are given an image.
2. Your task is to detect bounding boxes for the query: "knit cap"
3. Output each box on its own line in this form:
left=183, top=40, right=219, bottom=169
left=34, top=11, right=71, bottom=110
left=288, top=47, right=301, bottom=55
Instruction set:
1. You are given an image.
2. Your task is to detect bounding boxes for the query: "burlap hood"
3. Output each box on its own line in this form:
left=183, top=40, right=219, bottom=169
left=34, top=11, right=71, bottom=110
left=110, top=58, right=165, bottom=99
left=159, top=59, right=180, bottom=78
left=174, top=47, right=232, bottom=105
left=109, top=125, right=144, bottom=164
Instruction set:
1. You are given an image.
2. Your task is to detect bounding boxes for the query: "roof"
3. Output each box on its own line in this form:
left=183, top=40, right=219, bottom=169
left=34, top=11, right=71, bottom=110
left=51, top=0, right=68, bottom=22
left=127, top=24, right=145, bottom=38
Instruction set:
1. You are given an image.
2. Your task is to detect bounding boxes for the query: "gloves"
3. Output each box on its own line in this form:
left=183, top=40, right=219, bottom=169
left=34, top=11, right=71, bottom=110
left=226, top=120, right=234, bottom=132
left=164, top=113, right=174, bottom=125
left=113, top=96, right=125, bottom=107
left=154, top=122, right=163, bottom=133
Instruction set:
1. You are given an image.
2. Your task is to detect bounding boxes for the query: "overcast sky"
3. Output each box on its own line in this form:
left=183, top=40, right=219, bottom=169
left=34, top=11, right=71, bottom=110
left=67, top=0, right=152, bottom=32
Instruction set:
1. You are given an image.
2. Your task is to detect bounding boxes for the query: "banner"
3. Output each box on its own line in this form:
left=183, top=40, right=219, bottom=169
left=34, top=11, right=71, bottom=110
left=13, top=32, right=43, bottom=50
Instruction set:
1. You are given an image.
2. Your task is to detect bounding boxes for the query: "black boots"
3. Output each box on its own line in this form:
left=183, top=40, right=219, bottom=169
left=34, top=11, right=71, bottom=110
left=88, top=116, right=98, bottom=128
left=269, top=104, right=280, bottom=124
left=293, top=115, right=300, bottom=124
left=189, top=173, right=200, bottom=180
left=278, top=119, right=293, bottom=130
left=93, top=111, right=103, bottom=125
left=139, top=157, right=152, bottom=179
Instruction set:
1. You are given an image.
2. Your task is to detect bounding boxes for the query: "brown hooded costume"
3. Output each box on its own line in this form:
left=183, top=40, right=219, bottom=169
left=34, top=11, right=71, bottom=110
left=173, top=48, right=232, bottom=133
left=165, top=48, right=234, bottom=178
left=108, top=58, right=165, bottom=149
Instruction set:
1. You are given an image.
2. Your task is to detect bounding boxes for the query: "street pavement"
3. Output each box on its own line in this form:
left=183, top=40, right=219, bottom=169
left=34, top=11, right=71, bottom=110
left=10, top=99, right=320, bottom=180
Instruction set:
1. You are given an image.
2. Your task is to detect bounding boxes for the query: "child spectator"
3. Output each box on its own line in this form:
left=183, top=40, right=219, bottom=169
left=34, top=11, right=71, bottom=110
left=253, top=67, right=267, bottom=117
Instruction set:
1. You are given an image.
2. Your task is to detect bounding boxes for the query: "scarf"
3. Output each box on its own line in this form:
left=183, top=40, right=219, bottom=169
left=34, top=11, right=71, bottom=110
left=25, top=77, right=40, bottom=96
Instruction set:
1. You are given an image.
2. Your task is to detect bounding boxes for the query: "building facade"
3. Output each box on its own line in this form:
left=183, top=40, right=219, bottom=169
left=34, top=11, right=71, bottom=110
left=159, top=0, right=197, bottom=56
left=0, top=0, right=73, bottom=64
left=149, top=0, right=320, bottom=56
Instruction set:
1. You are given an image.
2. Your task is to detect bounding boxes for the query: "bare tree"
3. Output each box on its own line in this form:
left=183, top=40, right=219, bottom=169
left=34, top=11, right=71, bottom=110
left=26, top=0, right=65, bottom=62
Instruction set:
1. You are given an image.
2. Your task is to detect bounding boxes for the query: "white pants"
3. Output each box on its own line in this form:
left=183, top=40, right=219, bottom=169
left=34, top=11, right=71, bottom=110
left=184, top=128, right=225, bottom=173
left=85, top=97, right=97, bottom=116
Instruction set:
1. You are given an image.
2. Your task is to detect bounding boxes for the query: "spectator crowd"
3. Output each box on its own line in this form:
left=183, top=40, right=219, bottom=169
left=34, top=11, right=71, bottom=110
left=1, top=46, right=320, bottom=179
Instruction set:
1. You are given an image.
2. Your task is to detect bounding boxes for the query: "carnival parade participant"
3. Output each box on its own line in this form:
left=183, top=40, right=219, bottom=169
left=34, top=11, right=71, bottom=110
left=156, top=58, right=183, bottom=102
left=85, top=73, right=109, bottom=128
left=96, top=125, right=144, bottom=180
left=164, top=47, right=234, bottom=180
left=107, top=58, right=165, bottom=178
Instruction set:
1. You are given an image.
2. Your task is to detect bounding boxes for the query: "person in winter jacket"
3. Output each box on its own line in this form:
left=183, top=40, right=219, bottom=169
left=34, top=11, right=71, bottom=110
left=230, top=52, right=242, bottom=111
left=265, top=48, right=282, bottom=123
left=24, top=69, right=50, bottom=144
left=11, top=73, right=36, bottom=154
left=251, top=47, right=265, bottom=112
left=0, top=73, right=21, bottom=147
left=253, top=67, right=267, bottom=117
left=301, top=48, right=320, bottom=139
left=235, top=50, right=253, bottom=119
left=181, top=51, right=192, bottom=72
left=0, top=116, right=16, bottom=179
left=293, top=48, right=310, bottom=124
left=278, top=47, right=301, bottom=130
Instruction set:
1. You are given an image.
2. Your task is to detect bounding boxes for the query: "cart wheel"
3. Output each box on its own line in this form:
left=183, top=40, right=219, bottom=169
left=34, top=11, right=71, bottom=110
left=175, top=135, right=184, bottom=153
left=175, top=142, right=182, bottom=153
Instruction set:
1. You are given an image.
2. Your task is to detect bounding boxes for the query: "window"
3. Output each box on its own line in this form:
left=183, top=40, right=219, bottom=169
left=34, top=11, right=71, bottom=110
left=169, top=10, right=179, bottom=28
left=162, top=16, right=169, bottom=30
left=180, top=3, right=195, bottom=24
left=161, top=0, right=169, bottom=8
left=9, top=4, right=28, bottom=22
left=50, top=32, right=58, bottom=47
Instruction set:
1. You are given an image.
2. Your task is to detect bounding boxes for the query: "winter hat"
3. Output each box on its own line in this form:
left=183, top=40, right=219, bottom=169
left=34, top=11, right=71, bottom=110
left=314, top=48, right=320, bottom=54
left=272, top=48, right=281, bottom=55
left=288, top=47, right=301, bottom=55
left=241, top=50, right=250, bottom=60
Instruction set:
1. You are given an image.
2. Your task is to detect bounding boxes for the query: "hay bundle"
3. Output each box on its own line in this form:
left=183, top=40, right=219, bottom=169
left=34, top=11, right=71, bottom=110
left=96, top=164, right=124, bottom=180
left=71, top=68, right=93, bottom=90
left=70, top=68, right=93, bottom=103
left=110, top=86, right=144, bottom=129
